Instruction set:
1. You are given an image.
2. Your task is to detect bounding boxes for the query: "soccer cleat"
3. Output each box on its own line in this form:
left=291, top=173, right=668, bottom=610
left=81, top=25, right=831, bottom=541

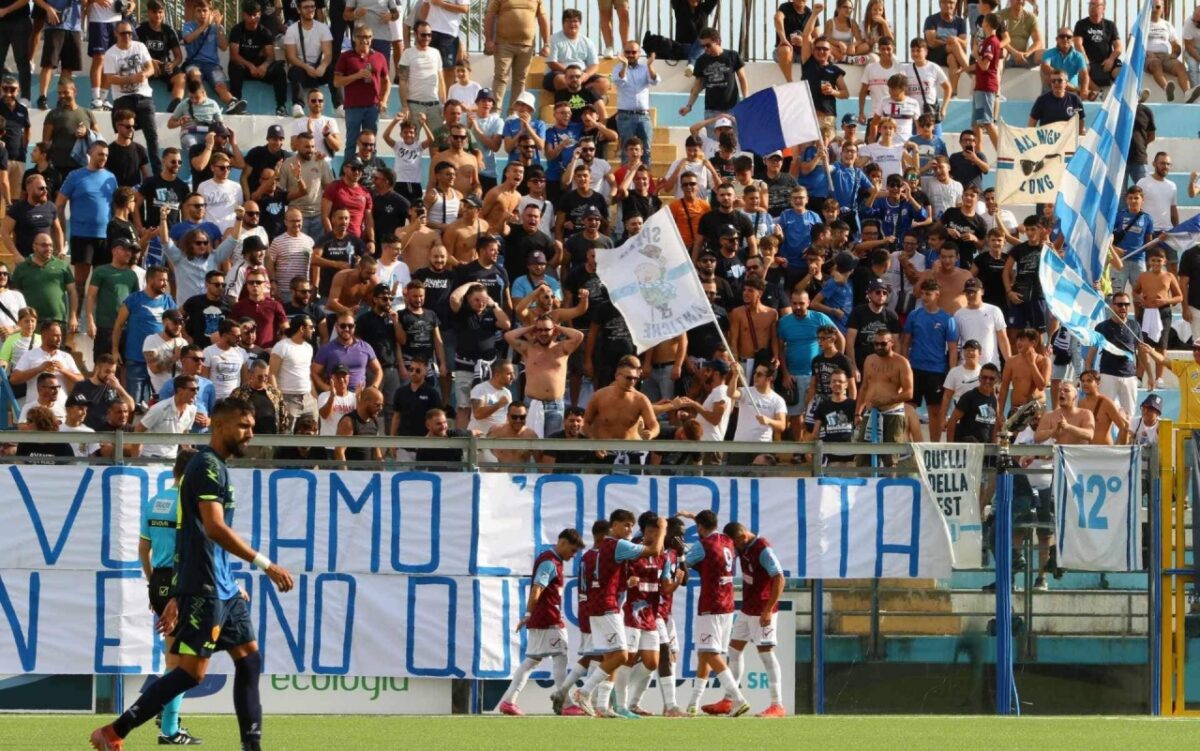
left=562, top=704, right=588, bottom=716
left=685, top=705, right=700, bottom=716
left=595, top=707, right=619, bottom=718
left=728, top=701, right=751, bottom=717
left=630, top=705, right=652, bottom=716
left=89, top=725, right=124, bottom=751
left=613, top=707, right=642, bottom=719
left=498, top=700, right=524, bottom=716
left=159, top=729, right=204, bottom=744
left=550, top=690, right=565, bottom=715
left=701, top=697, right=733, bottom=715
left=663, top=706, right=689, bottom=717
left=570, top=688, right=595, bottom=717
left=757, top=703, right=786, bottom=718
left=292, top=103, right=304, bottom=117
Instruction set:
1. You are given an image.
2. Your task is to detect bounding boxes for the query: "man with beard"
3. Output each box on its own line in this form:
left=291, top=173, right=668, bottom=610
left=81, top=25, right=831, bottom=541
left=312, top=207, right=366, bottom=298
left=505, top=314, right=584, bottom=437
left=334, top=385, right=384, bottom=463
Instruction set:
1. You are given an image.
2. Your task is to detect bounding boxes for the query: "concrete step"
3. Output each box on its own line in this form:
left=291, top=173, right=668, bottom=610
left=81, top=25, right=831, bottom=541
left=830, top=587, right=954, bottom=614
left=830, top=612, right=963, bottom=635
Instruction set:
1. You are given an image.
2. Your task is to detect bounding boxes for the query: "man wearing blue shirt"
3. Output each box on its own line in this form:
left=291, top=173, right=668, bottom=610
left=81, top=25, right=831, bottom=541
left=157, top=344, right=216, bottom=431
left=776, top=186, right=821, bottom=266
left=1111, top=185, right=1156, bottom=294
left=111, top=266, right=178, bottom=403
left=830, top=143, right=872, bottom=235
left=56, top=139, right=116, bottom=306
left=1040, top=25, right=1090, bottom=96
left=181, top=0, right=247, bottom=114
left=867, top=174, right=928, bottom=245
left=778, top=288, right=839, bottom=437
left=901, top=278, right=958, bottom=438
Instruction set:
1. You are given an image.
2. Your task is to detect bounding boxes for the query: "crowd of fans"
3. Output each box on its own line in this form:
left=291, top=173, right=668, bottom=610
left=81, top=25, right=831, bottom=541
left=0, top=0, right=1195, bottom=473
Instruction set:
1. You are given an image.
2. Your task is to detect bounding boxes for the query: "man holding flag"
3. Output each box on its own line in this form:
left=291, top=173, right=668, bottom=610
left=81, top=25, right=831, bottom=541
left=1085, top=291, right=1162, bottom=419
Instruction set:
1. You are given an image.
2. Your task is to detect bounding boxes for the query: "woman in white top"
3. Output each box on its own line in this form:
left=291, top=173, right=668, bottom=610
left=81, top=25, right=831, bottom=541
left=861, top=0, right=894, bottom=53
left=828, top=1, right=870, bottom=61
left=424, top=161, right=463, bottom=230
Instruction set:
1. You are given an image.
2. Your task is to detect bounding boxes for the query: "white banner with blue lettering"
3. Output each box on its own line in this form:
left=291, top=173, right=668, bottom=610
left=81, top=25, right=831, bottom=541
left=1053, top=445, right=1142, bottom=571
left=0, top=467, right=953, bottom=676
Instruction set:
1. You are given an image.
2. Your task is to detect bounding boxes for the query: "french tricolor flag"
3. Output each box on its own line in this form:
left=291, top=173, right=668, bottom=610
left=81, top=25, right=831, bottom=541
left=730, top=81, right=823, bottom=157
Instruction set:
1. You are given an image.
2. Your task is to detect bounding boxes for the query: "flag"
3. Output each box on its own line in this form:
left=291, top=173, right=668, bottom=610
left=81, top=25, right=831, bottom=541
left=1053, top=0, right=1152, bottom=285
left=729, top=81, right=822, bottom=157
left=594, top=209, right=715, bottom=353
left=995, top=119, right=1079, bottom=204
left=1039, top=246, right=1131, bottom=359
left=1160, top=214, right=1200, bottom=254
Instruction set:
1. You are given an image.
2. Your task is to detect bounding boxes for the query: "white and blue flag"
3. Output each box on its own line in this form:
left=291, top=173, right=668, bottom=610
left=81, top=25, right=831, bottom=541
left=1039, top=246, right=1131, bottom=359
left=1054, top=445, right=1141, bottom=572
left=1053, top=0, right=1152, bottom=285
left=1160, top=214, right=1200, bottom=254
left=729, top=81, right=822, bottom=157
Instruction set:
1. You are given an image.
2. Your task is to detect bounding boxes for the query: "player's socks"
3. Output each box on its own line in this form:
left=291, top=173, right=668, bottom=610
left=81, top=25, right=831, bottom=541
left=628, top=663, right=653, bottom=708
left=233, top=651, right=264, bottom=749
left=728, top=649, right=745, bottom=687
left=595, top=680, right=615, bottom=711
left=687, top=677, right=708, bottom=710
left=659, top=668, right=678, bottom=708
left=580, top=666, right=608, bottom=696
left=111, top=668, right=199, bottom=738
left=716, top=668, right=746, bottom=703
left=500, top=657, right=540, bottom=703
left=551, top=654, right=568, bottom=688
left=612, top=666, right=630, bottom=709
left=761, top=650, right=783, bottom=704
left=160, top=692, right=183, bottom=737
left=557, top=664, right=588, bottom=697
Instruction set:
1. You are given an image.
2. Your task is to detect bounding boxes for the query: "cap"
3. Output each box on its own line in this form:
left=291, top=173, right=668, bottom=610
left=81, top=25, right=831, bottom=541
left=514, top=91, right=537, bottom=110
left=343, top=156, right=364, bottom=170
left=476, top=88, right=496, bottom=102
left=703, top=359, right=730, bottom=375
left=765, top=150, right=784, bottom=160
left=108, top=237, right=137, bottom=251
left=331, top=364, right=351, bottom=376
left=867, top=279, right=889, bottom=292
left=834, top=252, right=857, bottom=273
left=962, top=339, right=982, bottom=350
left=1142, top=393, right=1163, bottom=413
left=697, top=248, right=718, bottom=260
left=162, top=309, right=184, bottom=323
left=267, top=124, right=285, bottom=139
left=242, top=236, right=266, bottom=254
left=211, top=122, right=229, bottom=137
left=372, top=282, right=392, bottom=297
left=462, top=194, right=482, bottom=208
left=581, top=205, right=603, bottom=219
left=719, top=224, right=741, bottom=238
left=841, top=114, right=859, bottom=127
left=714, top=116, right=734, bottom=129
left=964, top=277, right=982, bottom=291
left=528, top=250, right=548, bottom=265
left=67, top=392, right=90, bottom=408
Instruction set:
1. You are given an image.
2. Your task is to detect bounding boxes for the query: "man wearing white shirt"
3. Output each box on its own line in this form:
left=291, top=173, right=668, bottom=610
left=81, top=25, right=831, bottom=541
left=425, top=0, right=469, bottom=70
left=9, top=320, right=82, bottom=408
left=270, top=314, right=316, bottom=421
left=611, top=40, right=658, bottom=163
left=939, top=339, right=983, bottom=434
left=143, top=309, right=189, bottom=397
left=677, top=360, right=733, bottom=454
left=978, top=187, right=1019, bottom=243
left=197, top=153, right=244, bottom=232
left=284, top=0, right=339, bottom=116
left=317, top=363, right=356, bottom=434
left=1145, top=2, right=1192, bottom=101
left=135, top=374, right=199, bottom=458
left=290, top=93, right=342, bottom=160
left=1136, top=152, right=1179, bottom=233
left=398, top=22, right=446, bottom=131
left=858, top=37, right=901, bottom=131
left=467, top=360, right=514, bottom=436
left=102, top=20, right=162, bottom=173
left=18, top=372, right=68, bottom=424
left=201, top=317, right=248, bottom=398
left=60, top=392, right=100, bottom=457
left=953, top=279, right=1010, bottom=367
left=730, top=362, right=788, bottom=447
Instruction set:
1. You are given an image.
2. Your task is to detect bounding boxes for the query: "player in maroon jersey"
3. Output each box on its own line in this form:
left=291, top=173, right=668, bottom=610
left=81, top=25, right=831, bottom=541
left=554, top=519, right=610, bottom=716
left=498, top=528, right=585, bottom=716
left=656, top=516, right=688, bottom=716
left=677, top=509, right=751, bottom=717
left=724, top=521, right=787, bottom=717
left=572, top=508, right=667, bottom=718
left=615, top=512, right=669, bottom=718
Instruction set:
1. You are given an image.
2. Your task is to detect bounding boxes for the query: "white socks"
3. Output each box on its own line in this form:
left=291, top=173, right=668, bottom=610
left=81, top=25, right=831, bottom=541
left=628, top=663, right=653, bottom=708
left=580, top=666, right=608, bottom=695
left=761, top=650, right=783, bottom=704
left=557, top=662, right=587, bottom=696
left=728, top=648, right=745, bottom=686
left=716, top=668, right=746, bottom=704
left=612, top=665, right=630, bottom=709
left=500, top=656, right=540, bottom=703
left=595, top=680, right=615, bottom=711
left=658, top=667, right=677, bottom=708
left=687, top=676, right=708, bottom=710
left=551, top=654, right=568, bottom=688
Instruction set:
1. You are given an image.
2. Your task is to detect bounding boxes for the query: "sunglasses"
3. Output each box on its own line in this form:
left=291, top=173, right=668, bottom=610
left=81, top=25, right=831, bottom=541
left=1113, top=302, right=1130, bottom=307
left=246, top=279, right=266, bottom=285
left=339, top=323, right=356, bottom=330
left=243, top=211, right=260, bottom=216
left=509, top=414, right=527, bottom=421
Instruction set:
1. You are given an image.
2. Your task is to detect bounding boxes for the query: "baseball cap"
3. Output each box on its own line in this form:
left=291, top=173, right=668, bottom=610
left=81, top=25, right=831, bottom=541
left=582, top=205, right=603, bottom=219
left=841, top=114, right=858, bottom=127
left=108, top=237, right=137, bottom=251
left=372, top=283, right=392, bottom=296
left=528, top=250, right=548, bottom=265
left=331, top=364, right=351, bottom=376
left=462, top=194, right=482, bottom=208
left=514, top=91, right=537, bottom=110
left=714, top=116, right=734, bottom=129
left=964, top=277, right=982, bottom=291
left=765, top=150, right=784, bottom=160
left=719, top=224, right=741, bottom=238
left=343, top=156, right=364, bottom=170
left=1141, top=393, right=1163, bottom=414
left=242, top=236, right=266, bottom=254
left=67, top=392, right=90, bottom=408
left=267, top=124, right=285, bottom=139
left=162, top=309, right=184, bottom=323
left=476, top=88, right=496, bottom=102
left=867, top=279, right=889, bottom=292
left=703, top=359, right=730, bottom=374
left=697, top=248, right=718, bottom=260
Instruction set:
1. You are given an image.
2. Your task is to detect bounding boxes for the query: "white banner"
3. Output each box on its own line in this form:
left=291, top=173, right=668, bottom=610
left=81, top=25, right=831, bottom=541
left=996, top=119, right=1079, bottom=204
left=913, top=443, right=983, bottom=568
left=0, top=467, right=952, bottom=676
left=595, top=208, right=715, bottom=352
left=1053, top=445, right=1142, bottom=571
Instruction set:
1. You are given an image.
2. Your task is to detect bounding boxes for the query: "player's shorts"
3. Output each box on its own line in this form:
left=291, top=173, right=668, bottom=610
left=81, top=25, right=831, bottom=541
left=625, top=625, right=660, bottom=653
left=731, top=610, right=779, bottom=647
left=578, top=631, right=597, bottom=656
left=694, top=612, right=734, bottom=653
left=171, top=593, right=255, bottom=658
left=589, top=612, right=627, bottom=654
left=526, top=626, right=569, bottom=658
left=41, top=29, right=83, bottom=70
left=69, top=235, right=109, bottom=266
left=87, top=21, right=117, bottom=56
left=148, top=567, right=174, bottom=616
left=1005, top=297, right=1048, bottom=331
left=911, top=368, right=945, bottom=408
left=656, top=616, right=678, bottom=653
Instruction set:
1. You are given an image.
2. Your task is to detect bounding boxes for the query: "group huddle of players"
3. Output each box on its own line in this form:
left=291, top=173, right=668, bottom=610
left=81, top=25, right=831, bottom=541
left=498, top=508, right=788, bottom=718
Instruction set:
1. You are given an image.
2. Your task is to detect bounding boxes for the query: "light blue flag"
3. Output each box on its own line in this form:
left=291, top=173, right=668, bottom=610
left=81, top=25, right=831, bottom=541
left=1054, top=0, right=1152, bottom=285
left=1038, top=246, right=1131, bottom=359
left=1161, top=214, right=1200, bottom=254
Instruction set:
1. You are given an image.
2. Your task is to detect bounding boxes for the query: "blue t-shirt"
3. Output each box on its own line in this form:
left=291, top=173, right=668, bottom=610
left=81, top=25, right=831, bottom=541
left=908, top=134, right=948, bottom=170
left=777, top=208, right=821, bottom=265
left=46, top=0, right=82, bottom=31
left=158, top=375, right=216, bottom=431
left=60, top=167, right=117, bottom=237
left=903, top=305, right=958, bottom=372
left=182, top=21, right=222, bottom=67
left=140, top=487, right=180, bottom=569
left=795, top=145, right=831, bottom=199
left=819, top=278, right=853, bottom=331
left=543, top=123, right=582, bottom=180
left=1041, top=47, right=1087, bottom=87
left=923, top=12, right=967, bottom=43
left=869, top=197, right=927, bottom=244
left=1113, top=209, right=1155, bottom=260
left=502, top=117, right=548, bottom=162
left=121, top=290, right=178, bottom=363
left=830, top=163, right=872, bottom=223
left=778, top=309, right=836, bottom=375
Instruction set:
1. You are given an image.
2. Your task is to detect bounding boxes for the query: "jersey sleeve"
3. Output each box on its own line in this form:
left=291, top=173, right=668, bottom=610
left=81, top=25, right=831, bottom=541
left=615, top=538, right=646, bottom=562
left=684, top=542, right=706, bottom=568
left=187, top=452, right=225, bottom=502
left=533, top=558, right=558, bottom=587
left=758, top=546, right=784, bottom=577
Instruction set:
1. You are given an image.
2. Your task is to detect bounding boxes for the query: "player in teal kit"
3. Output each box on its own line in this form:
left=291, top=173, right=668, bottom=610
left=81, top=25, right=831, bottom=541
left=137, top=447, right=202, bottom=746
left=92, top=399, right=294, bottom=751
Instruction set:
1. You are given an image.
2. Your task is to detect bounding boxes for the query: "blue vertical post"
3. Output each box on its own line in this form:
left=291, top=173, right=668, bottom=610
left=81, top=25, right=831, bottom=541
left=812, top=580, right=825, bottom=714
left=994, top=470, right=1014, bottom=715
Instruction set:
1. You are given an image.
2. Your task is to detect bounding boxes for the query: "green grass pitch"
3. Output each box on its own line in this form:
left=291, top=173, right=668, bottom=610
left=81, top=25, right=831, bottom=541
left=5, top=714, right=1200, bottom=750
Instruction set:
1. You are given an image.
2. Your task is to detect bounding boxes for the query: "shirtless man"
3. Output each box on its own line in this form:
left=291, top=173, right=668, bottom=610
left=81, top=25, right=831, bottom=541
left=922, top=243, right=973, bottom=314
left=429, top=123, right=482, bottom=196
left=584, top=354, right=661, bottom=441
left=398, top=205, right=444, bottom=272
left=480, top=162, right=525, bottom=235
left=504, top=313, right=585, bottom=438
left=326, top=255, right=379, bottom=315
left=1036, top=380, right=1096, bottom=444
left=487, top=402, right=539, bottom=464
left=728, top=276, right=779, bottom=373
left=997, top=328, right=1050, bottom=421
left=854, top=330, right=915, bottom=464
left=442, top=196, right=484, bottom=267
left=1079, top=369, right=1130, bottom=445
left=1133, top=246, right=1183, bottom=385
left=641, top=334, right=688, bottom=404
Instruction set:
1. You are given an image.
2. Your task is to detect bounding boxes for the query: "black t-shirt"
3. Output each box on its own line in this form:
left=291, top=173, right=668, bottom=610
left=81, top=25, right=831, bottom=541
left=355, top=308, right=399, bottom=367
left=399, top=308, right=440, bottom=362
left=651, top=428, right=701, bottom=466
left=257, top=186, right=289, bottom=240
left=7, top=200, right=58, bottom=257
left=23, top=166, right=62, bottom=202
left=973, top=251, right=1008, bottom=308
left=314, top=233, right=365, bottom=297
left=392, top=381, right=442, bottom=436
left=274, top=444, right=330, bottom=463
left=229, top=21, right=275, bottom=65
left=106, top=141, right=149, bottom=187
left=15, top=441, right=74, bottom=461
left=181, top=294, right=230, bottom=345
left=413, top=268, right=454, bottom=323
left=0, top=100, right=30, bottom=157
left=135, top=22, right=182, bottom=63
left=939, top=208, right=986, bottom=265
left=554, top=86, right=603, bottom=124
left=810, top=351, right=854, bottom=398
left=693, top=49, right=745, bottom=111
left=813, top=397, right=856, bottom=459
left=1029, top=91, right=1084, bottom=126
left=593, top=299, right=636, bottom=356
left=697, top=209, right=753, bottom=252
left=846, top=304, right=900, bottom=368
left=107, top=218, right=137, bottom=251
left=716, top=251, right=748, bottom=291
left=762, top=173, right=799, bottom=216
left=688, top=305, right=729, bottom=360
left=948, top=152, right=984, bottom=189
left=242, top=145, right=290, bottom=195
left=543, top=430, right=598, bottom=467
left=415, top=428, right=470, bottom=463
left=138, top=174, right=189, bottom=228
left=557, top=190, right=609, bottom=240
left=621, top=193, right=662, bottom=224
left=1096, top=317, right=1140, bottom=377
left=563, top=233, right=613, bottom=272
left=953, top=387, right=997, bottom=443
left=453, top=306, right=502, bottom=366
left=849, top=265, right=883, bottom=308
left=453, top=261, right=509, bottom=308
left=245, top=388, right=278, bottom=434
left=777, top=1, right=813, bottom=44
left=802, top=58, right=845, bottom=116
left=372, top=190, right=410, bottom=246
left=1181, top=248, right=1200, bottom=309
left=1072, top=17, right=1119, bottom=64
left=1130, top=104, right=1155, bottom=166
left=1008, top=242, right=1043, bottom=300
left=563, top=265, right=606, bottom=327
left=502, top=226, right=557, bottom=282
left=71, top=379, right=121, bottom=431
